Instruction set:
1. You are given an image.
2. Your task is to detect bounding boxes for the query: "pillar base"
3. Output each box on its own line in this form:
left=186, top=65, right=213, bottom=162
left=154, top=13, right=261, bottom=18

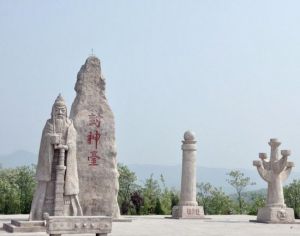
left=171, top=205, right=204, bottom=219
left=257, top=206, right=295, bottom=223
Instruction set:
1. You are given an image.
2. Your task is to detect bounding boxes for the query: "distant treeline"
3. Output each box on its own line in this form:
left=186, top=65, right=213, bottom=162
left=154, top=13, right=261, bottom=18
left=0, top=165, right=36, bottom=214
left=0, top=164, right=300, bottom=218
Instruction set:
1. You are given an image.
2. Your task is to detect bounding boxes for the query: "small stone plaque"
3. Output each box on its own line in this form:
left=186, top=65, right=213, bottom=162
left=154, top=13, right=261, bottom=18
left=172, top=205, right=205, bottom=219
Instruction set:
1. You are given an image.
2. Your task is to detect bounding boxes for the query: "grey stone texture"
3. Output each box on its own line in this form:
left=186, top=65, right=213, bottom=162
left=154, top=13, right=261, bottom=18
left=253, top=138, right=295, bottom=223
left=70, top=56, right=120, bottom=218
left=172, top=131, right=204, bottom=219
left=3, top=220, right=45, bottom=233
left=29, top=94, right=82, bottom=221
left=44, top=213, right=112, bottom=236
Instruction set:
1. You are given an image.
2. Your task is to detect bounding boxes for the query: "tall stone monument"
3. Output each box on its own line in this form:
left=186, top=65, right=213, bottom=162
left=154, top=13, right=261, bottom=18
left=172, top=131, right=204, bottom=219
left=70, top=56, right=120, bottom=218
left=253, top=138, right=295, bottom=223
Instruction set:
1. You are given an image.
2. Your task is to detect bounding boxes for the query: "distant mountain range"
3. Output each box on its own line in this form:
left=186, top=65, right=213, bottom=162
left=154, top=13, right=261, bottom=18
left=1, top=151, right=300, bottom=194
left=127, top=164, right=300, bottom=193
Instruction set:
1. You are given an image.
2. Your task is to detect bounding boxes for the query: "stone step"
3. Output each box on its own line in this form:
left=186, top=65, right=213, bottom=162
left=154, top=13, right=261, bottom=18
left=3, top=223, right=46, bottom=233
left=11, top=219, right=45, bottom=227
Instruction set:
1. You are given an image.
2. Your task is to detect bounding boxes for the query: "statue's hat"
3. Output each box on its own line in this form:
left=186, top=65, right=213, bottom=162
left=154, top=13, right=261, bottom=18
left=54, top=93, right=66, bottom=107
left=51, top=93, right=67, bottom=119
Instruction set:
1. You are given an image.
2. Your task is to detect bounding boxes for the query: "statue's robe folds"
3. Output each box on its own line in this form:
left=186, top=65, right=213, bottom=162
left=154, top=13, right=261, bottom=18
left=29, top=119, right=82, bottom=220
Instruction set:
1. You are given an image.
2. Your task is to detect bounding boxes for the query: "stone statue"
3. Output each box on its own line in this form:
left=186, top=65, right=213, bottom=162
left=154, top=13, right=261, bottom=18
left=253, top=138, right=295, bottom=223
left=172, top=131, right=204, bottom=219
left=29, top=94, right=83, bottom=220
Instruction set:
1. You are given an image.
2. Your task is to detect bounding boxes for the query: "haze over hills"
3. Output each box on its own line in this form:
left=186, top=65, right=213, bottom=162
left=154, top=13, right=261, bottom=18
left=1, top=151, right=300, bottom=193
left=128, top=164, right=300, bottom=193
left=0, top=150, right=37, bottom=168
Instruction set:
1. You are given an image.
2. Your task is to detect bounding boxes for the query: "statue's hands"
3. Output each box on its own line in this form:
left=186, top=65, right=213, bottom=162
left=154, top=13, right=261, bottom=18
left=54, top=144, right=69, bottom=150
left=253, top=160, right=262, bottom=167
left=50, top=134, right=60, bottom=145
left=286, top=162, right=294, bottom=168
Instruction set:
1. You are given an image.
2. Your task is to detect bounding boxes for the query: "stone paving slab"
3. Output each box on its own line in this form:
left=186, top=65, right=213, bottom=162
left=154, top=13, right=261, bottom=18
left=1, top=215, right=300, bottom=236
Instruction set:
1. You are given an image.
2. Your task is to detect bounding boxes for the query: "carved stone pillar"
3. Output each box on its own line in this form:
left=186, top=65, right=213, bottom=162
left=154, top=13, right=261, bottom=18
left=172, top=131, right=204, bottom=219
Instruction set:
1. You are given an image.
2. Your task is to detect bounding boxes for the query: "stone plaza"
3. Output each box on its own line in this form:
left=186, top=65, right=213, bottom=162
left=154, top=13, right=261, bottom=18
left=1, top=214, right=300, bottom=236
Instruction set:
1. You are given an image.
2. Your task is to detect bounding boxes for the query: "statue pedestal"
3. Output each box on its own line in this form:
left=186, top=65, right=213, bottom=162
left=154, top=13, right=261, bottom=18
left=172, top=205, right=204, bottom=219
left=257, top=206, right=295, bottom=223
left=44, top=214, right=112, bottom=236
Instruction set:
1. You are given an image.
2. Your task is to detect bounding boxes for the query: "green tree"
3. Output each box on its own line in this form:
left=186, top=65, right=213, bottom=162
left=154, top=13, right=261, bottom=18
left=154, top=198, right=164, bottom=214
left=158, top=175, right=172, bottom=214
left=117, top=163, right=138, bottom=214
left=0, top=165, right=36, bottom=214
left=170, top=188, right=179, bottom=209
left=141, top=174, right=161, bottom=214
left=197, top=182, right=233, bottom=215
left=284, top=179, right=300, bottom=218
left=15, top=165, right=36, bottom=213
left=246, top=192, right=266, bottom=215
left=0, top=174, right=20, bottom=214
left=226, top=170, right=255, bottom=214
left=197, top=182, right=214, bottom=214
left=117, top=165, right=174, bottom=215
left=209, top=187, right=232, bottom=214
left=130, top=190, right=143, bottom=215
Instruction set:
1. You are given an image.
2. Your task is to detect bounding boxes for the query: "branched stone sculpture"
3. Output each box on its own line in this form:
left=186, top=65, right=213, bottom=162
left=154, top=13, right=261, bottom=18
left=253, top=138, right=295, bottom=223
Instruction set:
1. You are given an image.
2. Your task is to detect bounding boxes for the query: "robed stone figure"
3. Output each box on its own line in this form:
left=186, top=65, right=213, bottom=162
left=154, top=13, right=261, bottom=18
left=29, top=94, right=82, bottom=220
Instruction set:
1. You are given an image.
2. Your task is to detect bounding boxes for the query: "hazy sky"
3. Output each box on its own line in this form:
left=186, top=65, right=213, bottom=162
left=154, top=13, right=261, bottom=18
left=1, top=1, right=300, bottom=171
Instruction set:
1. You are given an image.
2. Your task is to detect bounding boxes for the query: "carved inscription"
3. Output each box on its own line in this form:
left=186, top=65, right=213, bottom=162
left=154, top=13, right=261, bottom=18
left=186, top=208, right=201, bottom=215
left=88, top=113, right=101, bottom=128
left=87, top=131, right=100, bottom=149
left=86, top=113, right=102, bottom=166
left=88, top=151, right=101, bottom=166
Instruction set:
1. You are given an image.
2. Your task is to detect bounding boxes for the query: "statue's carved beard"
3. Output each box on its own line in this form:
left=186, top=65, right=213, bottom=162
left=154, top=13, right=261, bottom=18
left=55, top=117, right=66, bottom=134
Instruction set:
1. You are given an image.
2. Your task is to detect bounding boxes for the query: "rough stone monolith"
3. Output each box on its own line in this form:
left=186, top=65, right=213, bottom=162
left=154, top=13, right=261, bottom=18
left=253, top=138, right=295, bottom=223
left=70, top=56, right=120, bottom=218
left=172, top=131, right=204, bottom=219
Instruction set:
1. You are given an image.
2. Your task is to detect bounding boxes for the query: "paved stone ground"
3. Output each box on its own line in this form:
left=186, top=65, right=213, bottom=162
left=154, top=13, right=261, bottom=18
left=1, top=214, right=300, bottom=236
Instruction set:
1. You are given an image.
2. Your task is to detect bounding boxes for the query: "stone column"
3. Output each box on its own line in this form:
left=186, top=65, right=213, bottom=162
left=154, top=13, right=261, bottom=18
left=253, top=138, right=295, bottom=223
left=172, top=131, right=204, bottom=219
left=179, top=131, right=198, bottom=206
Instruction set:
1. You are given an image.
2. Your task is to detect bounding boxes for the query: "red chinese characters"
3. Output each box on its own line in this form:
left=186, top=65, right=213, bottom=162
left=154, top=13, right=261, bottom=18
left=88, top=113, right=101, bottom=128
left=87, top=131, right=100, bottom=149
left=88, top=151, right=101, bottom=166
left=86, top=113, right=102, bottom=166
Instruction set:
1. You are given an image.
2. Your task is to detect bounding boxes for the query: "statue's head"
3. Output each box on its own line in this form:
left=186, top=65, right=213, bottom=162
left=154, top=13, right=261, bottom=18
left=51, top=94, right=67, bottom=120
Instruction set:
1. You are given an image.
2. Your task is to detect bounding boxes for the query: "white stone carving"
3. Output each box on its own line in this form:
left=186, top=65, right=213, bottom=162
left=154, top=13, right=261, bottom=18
left=253, top=138, right=295, bottom=223
left=172, top=131, right=204, bottom=219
